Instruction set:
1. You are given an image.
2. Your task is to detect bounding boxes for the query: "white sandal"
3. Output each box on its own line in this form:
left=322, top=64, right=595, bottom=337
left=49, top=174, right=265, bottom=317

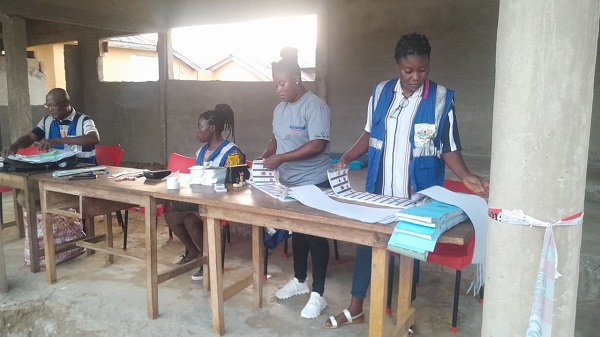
left=324, top=309, right=364, bottom=329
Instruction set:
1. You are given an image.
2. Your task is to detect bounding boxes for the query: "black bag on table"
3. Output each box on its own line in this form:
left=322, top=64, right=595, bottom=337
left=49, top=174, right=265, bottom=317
left=1, top=154, right=77, bottom=173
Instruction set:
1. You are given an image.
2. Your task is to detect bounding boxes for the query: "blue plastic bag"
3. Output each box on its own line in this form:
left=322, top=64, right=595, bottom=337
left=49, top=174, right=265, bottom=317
left=264, top=229, right=291, bottom=249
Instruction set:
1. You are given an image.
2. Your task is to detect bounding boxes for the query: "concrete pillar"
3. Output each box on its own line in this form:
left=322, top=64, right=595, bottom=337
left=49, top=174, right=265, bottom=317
left=0, top=225, right=7, bottom=293
left=482, top=1, right=600, bottom=336
left=1, top=15, right=32, bottom=142
left=78, top=33, right=103, bottom=111
left=157, top=31, right=172, bottom=164
left=315, top=2, right=328, bottom=101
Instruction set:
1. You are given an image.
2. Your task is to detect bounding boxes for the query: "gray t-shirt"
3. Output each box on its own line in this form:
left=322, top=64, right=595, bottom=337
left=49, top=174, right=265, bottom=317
left=272, top=91, right=332, bottom=185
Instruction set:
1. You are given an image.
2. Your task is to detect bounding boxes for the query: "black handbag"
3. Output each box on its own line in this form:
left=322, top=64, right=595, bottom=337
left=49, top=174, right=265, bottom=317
left=1, top=153, right=77, bottom=172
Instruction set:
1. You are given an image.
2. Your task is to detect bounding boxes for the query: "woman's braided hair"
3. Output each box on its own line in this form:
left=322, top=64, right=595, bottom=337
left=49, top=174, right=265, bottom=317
left=199, top=104, right=235, bottom=142
left=394, top=33, right=431, bottom=63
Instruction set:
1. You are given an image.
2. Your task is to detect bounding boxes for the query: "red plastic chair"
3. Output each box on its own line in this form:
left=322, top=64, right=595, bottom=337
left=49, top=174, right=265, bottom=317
left=94, top=144, right=124, bottom=167
left=387, top=180, right=482, bottom=333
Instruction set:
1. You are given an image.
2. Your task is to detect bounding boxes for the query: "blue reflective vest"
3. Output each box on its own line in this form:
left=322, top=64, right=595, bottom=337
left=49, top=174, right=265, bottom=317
left=366, top=79, right=454, bottom=194
left=44, top=111, right=96, bottom=164
left=196, top=140, right=244, bottom=167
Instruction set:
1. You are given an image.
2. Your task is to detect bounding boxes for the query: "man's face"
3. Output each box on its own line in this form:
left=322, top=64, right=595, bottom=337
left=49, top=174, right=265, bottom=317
left=44, top=94, right=70, bottom=120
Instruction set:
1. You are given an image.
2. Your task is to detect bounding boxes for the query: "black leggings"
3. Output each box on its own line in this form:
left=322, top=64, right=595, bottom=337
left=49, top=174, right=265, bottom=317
left=291, top=179, right=331, bottom=296
left=292, top=232, right=330, bottom=296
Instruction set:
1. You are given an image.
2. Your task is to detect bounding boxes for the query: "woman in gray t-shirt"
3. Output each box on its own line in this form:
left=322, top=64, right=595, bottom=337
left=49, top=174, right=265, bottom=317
left=260, top=47, right=332, bottom=319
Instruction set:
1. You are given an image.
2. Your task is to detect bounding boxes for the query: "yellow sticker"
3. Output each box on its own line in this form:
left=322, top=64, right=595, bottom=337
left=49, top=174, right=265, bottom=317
left=227, top=153, right=241, bottom=167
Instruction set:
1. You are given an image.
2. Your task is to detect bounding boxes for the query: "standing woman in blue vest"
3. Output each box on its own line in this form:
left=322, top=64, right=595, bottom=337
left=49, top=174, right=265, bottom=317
left=165, top=103, right=245, bottom=282
left=324, top=33, right=489, bottom=328
left=1, top=88, right=100, bottom=164
left=261, top=47, right=332, bottom=319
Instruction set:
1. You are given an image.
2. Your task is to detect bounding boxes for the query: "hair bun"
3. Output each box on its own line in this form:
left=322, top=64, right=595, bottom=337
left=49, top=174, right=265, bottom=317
left=280, top=47, right=298, bottom=62
left=215, top=103, right=232, bottom=114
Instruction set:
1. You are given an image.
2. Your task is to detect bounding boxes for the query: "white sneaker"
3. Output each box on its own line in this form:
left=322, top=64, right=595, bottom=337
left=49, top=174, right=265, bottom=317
left=275, top=277, right=310, bottom=299
left=300, top=292, right=328, bottom=319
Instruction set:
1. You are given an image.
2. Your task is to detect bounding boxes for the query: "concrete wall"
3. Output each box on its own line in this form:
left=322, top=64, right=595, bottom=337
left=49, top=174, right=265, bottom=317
left=82, top=81, right=163, bottom=163
left=73, top=0, right=501, bottom=165
left=591, top=32, right=600, bottom=165
left=0, top=57, right=47, bottom=148
left=165, top=80, right=316, bottom=160
left=325, top=0, right=499, bottom=157
left=47, top=0, right=599, bottom=165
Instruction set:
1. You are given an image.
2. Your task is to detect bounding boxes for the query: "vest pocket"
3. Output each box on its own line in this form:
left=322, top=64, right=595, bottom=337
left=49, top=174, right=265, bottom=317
left=410, top=156, right=441, bottom=192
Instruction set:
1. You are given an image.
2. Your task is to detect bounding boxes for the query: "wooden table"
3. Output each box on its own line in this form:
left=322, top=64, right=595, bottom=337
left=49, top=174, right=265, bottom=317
left=34, top=167, right=205, bottom=319
left=35, top=167, right=473, bottom=336
left=153, top=183, right=474, bottom=337
left=0, top=170, right=42, bottom=272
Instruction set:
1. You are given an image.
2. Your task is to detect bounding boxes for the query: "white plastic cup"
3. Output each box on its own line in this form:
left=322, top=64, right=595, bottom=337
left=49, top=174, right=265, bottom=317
left=166, top=176, right=180, bottom=190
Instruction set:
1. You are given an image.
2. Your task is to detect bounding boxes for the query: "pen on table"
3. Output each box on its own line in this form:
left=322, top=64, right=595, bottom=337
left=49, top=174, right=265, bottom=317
left=68, top=175, right=97, bottom=180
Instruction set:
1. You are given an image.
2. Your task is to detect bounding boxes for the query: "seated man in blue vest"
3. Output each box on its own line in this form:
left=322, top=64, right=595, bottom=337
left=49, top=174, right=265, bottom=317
left=1, top=88, right=100, bottom=163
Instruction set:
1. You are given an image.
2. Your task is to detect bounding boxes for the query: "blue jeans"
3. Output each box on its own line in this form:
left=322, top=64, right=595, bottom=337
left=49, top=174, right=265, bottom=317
left=351, top=244, right=419, bottom=300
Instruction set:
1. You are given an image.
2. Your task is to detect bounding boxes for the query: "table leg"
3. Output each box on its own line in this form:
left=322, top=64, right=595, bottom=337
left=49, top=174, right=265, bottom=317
left=203, top=215, right=210, bottom=291
left=104, top=213, right=114, bottom=264
left=23, top=188, right=40, bottom=273
left=145, top=197, right=158, bottom=319
left=206, top=216, right=224, bottom=335
left=252, top=225, right=263, bottom=308
left=395, top=255, right=416, bottom=337
left=86, top=217, right=95, bottom=256
left=39, top=185, right=56, bottom=283
left=12, top=192, right=25, bottom=238
left=369, top=247, right=389, bottom=337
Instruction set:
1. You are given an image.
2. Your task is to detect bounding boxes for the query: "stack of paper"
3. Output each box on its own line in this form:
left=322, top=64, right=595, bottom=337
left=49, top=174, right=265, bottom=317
left=9, top=149, right=78, bottom=163
left=388, top=200, right=468, bottom=261
left=248, top=160, right=295, bottom=202
left=189, top=166, right=227, bottom=186
left=326, top=167, right=414, bottom=208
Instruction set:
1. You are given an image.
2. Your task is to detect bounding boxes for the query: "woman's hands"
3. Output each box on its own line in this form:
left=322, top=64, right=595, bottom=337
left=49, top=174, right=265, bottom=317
left=334, top=154, right=352, bottom=168
left=262, top=154, right=284, bottom=170
left=461, top=173, right=490, bottom=198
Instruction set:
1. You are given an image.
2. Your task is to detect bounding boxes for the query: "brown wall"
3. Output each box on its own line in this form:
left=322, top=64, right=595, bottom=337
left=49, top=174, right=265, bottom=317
left=82, top=81, right=163, bottom=163
left=165, top=80, right=316, bottom=161
left=61, top=0, right=600, bottom=166
left=325, top=0, right=498, bottom=157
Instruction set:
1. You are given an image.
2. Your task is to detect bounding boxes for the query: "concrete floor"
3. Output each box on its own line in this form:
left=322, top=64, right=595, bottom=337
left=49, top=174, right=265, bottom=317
left=0, top=156, right=599, bottom=337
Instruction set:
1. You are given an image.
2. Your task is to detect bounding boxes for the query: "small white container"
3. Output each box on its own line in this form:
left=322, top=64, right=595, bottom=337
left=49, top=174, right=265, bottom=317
left=166, top=176, right=180, bottom=189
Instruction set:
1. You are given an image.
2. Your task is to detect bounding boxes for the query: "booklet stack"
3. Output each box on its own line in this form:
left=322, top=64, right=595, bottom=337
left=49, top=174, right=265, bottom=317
left=189, top=166, right=228, bottom=186
left=248, top=160, right=296, bottom=201
left=387, top=200, right=468, bottom=261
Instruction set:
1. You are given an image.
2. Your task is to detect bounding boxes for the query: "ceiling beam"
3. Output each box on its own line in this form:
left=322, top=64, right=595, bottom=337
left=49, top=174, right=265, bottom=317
left=0, top=0, right=164, bottom=33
